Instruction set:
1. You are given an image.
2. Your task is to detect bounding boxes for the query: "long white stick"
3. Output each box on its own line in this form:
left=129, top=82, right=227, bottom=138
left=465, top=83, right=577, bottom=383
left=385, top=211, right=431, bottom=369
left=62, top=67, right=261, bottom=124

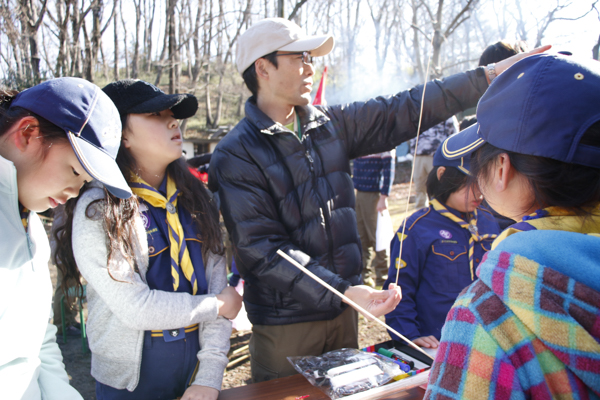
left=396, top=39, right=435, bottom=287
left=276, top=250, right=434, bottom=361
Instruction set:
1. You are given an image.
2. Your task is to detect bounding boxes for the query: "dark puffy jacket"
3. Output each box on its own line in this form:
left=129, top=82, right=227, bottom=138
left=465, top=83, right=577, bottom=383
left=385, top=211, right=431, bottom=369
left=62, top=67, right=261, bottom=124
left=208, top=68, right=488, bottom=326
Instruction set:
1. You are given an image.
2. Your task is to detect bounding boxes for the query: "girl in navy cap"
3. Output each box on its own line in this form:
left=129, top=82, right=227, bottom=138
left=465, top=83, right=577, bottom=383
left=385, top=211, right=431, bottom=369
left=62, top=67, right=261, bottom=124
left=383, top=145, right=499, bottom=350
left=55, top=80, right=242, bottom=400
left=426, top=54, right=600, bottom=399
left=0, top=78, right=128, bottom=400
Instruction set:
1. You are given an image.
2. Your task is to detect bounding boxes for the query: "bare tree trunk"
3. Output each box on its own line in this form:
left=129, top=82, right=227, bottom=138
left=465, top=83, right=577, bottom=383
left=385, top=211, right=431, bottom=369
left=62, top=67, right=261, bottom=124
left=411, top=0, right=424, bottom=82
left=1, top=1, right=25, bottom=80
left=131, top=0, right=141, bottom=78
left=120, top=0, right=129, bottom=78
left=19, top=0, right=48, bottom=83
left=144, top=0, right=156, bottom=73
left=113, top=0, right=119, bottom=80
left=167, top=0, right=177, bottom=93
left=82, top=18, right=93, bottom=80
left=154, top=13, right=169, bottom=85
left=50, top=0, right=71, bottom=77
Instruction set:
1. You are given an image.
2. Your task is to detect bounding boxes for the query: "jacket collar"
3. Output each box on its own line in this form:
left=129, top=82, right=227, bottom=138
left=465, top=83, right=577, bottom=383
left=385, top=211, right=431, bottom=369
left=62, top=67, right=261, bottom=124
left=244, top=96, right=330, bottom=136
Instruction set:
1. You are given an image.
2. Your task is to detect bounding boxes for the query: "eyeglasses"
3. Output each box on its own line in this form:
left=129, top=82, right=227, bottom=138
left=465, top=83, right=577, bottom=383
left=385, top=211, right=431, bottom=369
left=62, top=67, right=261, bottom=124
left=273, top=51, right=313, bottom=65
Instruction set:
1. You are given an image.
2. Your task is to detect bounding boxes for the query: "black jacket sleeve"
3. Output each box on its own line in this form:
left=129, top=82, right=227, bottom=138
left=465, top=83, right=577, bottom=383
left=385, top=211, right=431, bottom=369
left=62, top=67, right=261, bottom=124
left=324, top=67, right=488, bottom=159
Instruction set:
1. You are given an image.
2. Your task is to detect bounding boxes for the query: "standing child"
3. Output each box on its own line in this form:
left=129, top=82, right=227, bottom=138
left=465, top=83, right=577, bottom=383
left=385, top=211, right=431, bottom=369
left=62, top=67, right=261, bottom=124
left=54, top=80, right=242, bottom=400
left=426, top=54, right=600, bottom=399
left=383, top=145, right=499, bottom=348
left=0, top=78, right=129, bottom=399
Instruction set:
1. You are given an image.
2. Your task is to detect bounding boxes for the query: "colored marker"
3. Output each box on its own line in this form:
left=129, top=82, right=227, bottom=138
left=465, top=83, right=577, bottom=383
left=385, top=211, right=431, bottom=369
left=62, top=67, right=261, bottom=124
left=392, top=368, right=429, bottom=381
left=377, top=348, right=415, bottom=369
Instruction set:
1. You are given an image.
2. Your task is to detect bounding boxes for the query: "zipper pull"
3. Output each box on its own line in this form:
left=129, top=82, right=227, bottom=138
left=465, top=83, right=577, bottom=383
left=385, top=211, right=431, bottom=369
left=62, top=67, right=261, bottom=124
left=305, top=151, right=314, bottom=171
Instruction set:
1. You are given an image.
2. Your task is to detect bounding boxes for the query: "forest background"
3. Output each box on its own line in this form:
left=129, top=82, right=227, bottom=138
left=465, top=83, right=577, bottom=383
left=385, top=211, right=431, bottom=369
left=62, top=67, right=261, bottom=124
left=1, top=0, right=599, bottom=138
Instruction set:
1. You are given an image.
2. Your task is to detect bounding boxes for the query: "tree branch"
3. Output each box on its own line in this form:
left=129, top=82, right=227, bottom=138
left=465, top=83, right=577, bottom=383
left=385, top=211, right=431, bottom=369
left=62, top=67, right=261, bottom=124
left=288, top=0, right=308, bottom=21
left=444, top=0, right=477, bottom=38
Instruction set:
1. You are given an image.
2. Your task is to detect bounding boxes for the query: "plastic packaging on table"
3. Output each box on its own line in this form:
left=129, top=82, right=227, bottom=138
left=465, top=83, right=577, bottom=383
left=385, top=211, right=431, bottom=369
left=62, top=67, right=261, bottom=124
left=288, top=348, right=401, bottom=399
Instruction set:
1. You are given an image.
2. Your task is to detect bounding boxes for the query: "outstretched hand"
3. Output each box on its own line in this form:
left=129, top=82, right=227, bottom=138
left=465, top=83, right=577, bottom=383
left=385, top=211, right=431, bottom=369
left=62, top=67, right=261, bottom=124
left=492, top=44, right=552, bottom=82
left=343, top=283, right=402, bottom=319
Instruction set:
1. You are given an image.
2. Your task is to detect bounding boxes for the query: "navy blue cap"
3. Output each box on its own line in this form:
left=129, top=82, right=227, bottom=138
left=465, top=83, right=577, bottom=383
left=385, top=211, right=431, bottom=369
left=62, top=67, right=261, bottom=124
left=442, top=54, right=600, bottom=168
left=433, top=140, right=470, bottom=175
left=12, top=77, right=131, bottom=198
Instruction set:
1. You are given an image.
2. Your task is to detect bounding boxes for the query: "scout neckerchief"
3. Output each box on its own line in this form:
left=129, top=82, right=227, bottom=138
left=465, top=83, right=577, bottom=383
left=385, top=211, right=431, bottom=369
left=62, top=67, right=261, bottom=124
left=492, top=204, right=600, bottom=249
left=129, top=174, right=198, bottom=294
left=19, top=203, right=28, bottom=231
left=430, top=198, right=498, bottom=280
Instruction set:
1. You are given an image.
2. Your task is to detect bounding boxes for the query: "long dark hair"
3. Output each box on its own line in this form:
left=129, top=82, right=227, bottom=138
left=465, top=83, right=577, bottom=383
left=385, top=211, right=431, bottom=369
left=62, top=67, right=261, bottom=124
left=426, top=166, right=468, bottom=204
left=0, top=90, right=68, bottom=152
left=54, top=117, right=223, bottom=300
left=469, top=126, right=600, bottom=216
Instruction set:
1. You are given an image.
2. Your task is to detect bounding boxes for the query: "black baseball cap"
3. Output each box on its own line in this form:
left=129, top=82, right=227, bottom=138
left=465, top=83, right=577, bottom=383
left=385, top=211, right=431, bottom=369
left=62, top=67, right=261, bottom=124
left=102, top=79, right=198, bottom=120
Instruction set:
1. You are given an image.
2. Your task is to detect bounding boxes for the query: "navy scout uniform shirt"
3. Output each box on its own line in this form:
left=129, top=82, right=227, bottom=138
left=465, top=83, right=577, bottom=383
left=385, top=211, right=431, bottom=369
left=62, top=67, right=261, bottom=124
left=383, top=204, right=500, bottom=341
left=140, top=177, right=208, bottom=295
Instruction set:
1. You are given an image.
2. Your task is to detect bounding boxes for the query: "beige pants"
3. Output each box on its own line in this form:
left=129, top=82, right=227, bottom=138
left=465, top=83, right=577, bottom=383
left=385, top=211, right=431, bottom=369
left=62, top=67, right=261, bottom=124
left=413, top=155, right=434, bottom=209
left=355, top=190, right=389, bottom=286
left=249, top=307, right=358, bottom=382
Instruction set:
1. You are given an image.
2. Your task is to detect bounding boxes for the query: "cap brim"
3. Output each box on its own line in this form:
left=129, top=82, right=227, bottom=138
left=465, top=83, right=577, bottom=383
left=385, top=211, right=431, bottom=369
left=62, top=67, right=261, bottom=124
left=128, top=93, right=198, bottom=119
left=278, top=35, right=334, bottom=57
left=442, top=123, right=486, bottom=160
left=68, top=132, right=132, bottom=199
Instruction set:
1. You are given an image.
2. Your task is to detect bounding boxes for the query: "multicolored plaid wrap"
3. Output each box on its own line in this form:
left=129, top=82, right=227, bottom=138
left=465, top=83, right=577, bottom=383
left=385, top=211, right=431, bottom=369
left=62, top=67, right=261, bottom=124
left=425, top=230, right=600, bottom=400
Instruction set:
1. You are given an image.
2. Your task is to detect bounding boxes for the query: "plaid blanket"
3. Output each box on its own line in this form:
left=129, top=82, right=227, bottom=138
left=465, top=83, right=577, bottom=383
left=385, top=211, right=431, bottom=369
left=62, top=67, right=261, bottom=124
left=425, top=230, right=600, bottom=399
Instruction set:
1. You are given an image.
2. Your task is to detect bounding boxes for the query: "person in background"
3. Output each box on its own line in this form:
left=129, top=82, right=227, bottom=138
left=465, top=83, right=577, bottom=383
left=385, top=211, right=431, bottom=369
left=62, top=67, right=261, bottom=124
left=353, top=150, right=396, bottom=287
left=208, top=16, right=548, bottom=382
left=410, top=116, right=459, bottom=209
left=459, top=115, right=477, bottom=131
left=383, top=145, right=499, bottom=349
left=55, top=80, right=241, bottom=400
left=478, top=40, right=528, bottom=67
left=0, top=77, right=129, bottom=400
left=426, top=54, right=600, bottom=399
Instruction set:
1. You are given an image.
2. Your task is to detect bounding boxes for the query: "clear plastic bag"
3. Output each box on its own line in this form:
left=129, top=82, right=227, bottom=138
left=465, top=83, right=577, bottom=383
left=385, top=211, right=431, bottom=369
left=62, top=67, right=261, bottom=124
left=288, top=348, right=401, bottom=399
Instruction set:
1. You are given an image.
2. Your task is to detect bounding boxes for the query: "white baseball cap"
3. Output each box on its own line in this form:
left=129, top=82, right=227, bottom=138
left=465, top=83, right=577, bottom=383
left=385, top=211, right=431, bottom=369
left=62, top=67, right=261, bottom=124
left=236, top=18, right=334, bottom=74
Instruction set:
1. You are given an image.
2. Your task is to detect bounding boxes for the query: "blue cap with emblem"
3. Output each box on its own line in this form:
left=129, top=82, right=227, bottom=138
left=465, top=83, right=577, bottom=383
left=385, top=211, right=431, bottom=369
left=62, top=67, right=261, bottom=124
left=442, top=54, right=600, bottom=168
left=433, top=139, right=470, bottom=175
left=11, top=77, right=131, bottom=199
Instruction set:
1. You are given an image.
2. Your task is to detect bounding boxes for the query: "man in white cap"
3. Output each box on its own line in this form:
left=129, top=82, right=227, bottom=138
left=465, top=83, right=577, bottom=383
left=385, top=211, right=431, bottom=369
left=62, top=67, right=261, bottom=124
left=209, top=17, right=547, bottom=382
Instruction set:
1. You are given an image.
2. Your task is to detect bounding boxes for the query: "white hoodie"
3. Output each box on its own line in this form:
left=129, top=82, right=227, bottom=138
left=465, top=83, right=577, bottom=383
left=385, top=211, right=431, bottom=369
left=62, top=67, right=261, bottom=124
left=0, top=155, right=82, bottom=400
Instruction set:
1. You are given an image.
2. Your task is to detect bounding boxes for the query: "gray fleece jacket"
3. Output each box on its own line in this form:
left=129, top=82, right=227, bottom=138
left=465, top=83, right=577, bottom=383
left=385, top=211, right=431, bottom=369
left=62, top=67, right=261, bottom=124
left=72, top=182, right=231, bottom=392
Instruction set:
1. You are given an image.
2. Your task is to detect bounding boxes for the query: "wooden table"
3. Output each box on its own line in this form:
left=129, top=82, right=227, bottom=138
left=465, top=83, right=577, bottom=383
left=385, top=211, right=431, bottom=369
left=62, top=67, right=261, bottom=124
left=218, top=374, right=426, bottom=400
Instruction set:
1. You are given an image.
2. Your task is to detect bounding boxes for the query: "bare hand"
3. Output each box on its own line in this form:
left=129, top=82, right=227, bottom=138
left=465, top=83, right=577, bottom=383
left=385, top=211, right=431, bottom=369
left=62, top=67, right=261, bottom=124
left=216, top=286, right=243, bottom=319
left=376, top=195, right=388, bottom=213
left=493, top=45, right=552, bottom=81
left=181, top=385, right=219, bottom=400
left=343, top=283, right=402, bottom=319
left=413, top=335, right=439, bottom=349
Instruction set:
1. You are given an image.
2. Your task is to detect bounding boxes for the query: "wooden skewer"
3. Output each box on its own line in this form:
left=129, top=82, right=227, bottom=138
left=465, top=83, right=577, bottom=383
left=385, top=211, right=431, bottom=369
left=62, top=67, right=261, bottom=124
left=276, top=250, right=434, bottom=361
